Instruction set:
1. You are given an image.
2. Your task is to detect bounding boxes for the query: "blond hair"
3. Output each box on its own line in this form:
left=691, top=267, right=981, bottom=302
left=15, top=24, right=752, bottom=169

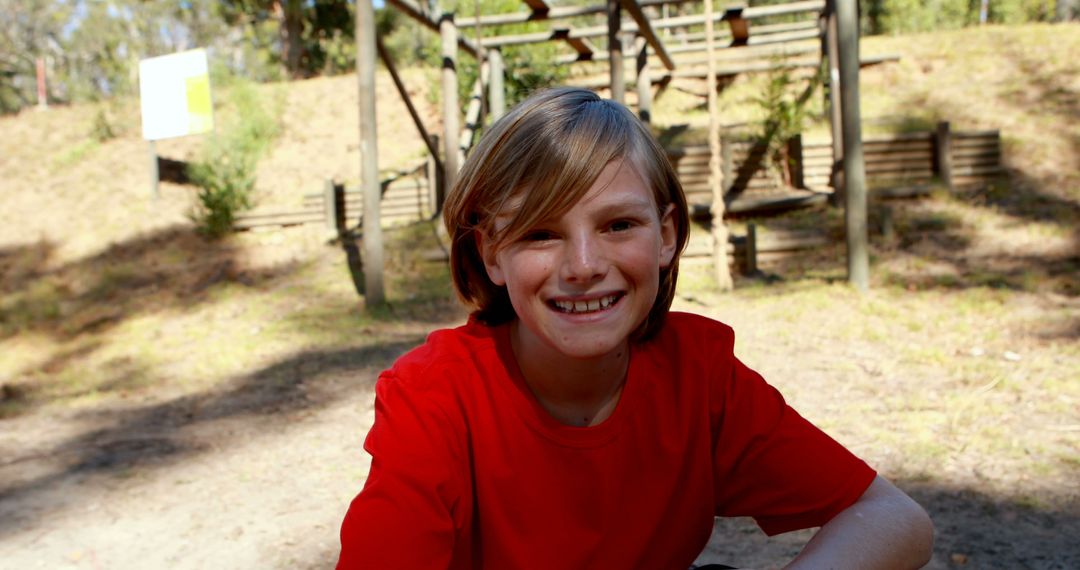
left=443, top=87, right=689, bottom=340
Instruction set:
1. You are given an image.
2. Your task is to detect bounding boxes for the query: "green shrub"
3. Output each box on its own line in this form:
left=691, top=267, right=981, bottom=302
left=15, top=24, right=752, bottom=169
left=90, top=107, right=117, bottom=142
left=750, top=63, right=819, bottom=186
left=188, top=77, right=282, bottom=238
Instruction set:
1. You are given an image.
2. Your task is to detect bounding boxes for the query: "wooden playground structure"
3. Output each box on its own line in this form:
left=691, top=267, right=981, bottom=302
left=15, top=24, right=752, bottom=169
left=240, top=0, right=1005, bottom=304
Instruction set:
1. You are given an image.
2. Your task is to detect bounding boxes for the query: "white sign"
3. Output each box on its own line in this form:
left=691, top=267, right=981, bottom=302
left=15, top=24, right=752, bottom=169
left=139, top=48, right=214, bottom=141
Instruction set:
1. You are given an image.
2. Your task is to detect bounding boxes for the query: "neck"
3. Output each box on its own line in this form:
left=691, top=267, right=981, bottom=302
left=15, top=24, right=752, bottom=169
left=509, top=320, right=629, bottom=427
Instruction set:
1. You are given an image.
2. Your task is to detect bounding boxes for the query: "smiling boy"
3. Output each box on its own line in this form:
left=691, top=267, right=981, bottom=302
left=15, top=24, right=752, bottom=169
left=337, top=88, right=934, bottom=569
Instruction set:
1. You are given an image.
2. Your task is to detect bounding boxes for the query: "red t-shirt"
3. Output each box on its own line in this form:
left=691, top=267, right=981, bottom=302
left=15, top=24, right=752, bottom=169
left=338, top=312, right=875, bottom=569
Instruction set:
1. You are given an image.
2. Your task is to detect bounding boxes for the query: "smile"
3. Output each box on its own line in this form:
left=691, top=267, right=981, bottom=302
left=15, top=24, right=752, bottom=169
left=550, top=293, right=622, bottom=314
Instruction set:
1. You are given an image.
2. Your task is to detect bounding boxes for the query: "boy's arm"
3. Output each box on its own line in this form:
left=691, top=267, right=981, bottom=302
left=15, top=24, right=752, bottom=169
left=786, top=476, right=934, bottom=569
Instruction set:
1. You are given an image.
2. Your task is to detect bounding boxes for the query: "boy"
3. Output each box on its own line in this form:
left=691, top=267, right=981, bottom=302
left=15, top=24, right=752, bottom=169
left=337, top=87, right=933, bottom=568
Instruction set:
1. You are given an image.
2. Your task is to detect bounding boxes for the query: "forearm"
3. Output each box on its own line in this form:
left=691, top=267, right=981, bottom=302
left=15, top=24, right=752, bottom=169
left=785, top=476, right=934, bottom=570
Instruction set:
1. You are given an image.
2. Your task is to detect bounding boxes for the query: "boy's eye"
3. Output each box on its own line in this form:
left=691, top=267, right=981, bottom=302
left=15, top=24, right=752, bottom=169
left=609, top=220, right=635, bottom=232
left=522, top=230, right=557, bottom=242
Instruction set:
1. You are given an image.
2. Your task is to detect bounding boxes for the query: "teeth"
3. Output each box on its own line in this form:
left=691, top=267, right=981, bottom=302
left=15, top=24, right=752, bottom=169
left=554, top=294, right=619, bottom=314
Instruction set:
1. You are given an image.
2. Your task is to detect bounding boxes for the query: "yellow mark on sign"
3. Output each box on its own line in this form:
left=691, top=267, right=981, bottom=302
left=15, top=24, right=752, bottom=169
left=185, top=75, right=213, bottom=134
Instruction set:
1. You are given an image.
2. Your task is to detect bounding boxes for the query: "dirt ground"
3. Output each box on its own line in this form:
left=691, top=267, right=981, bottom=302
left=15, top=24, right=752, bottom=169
left=2, top=25, right=1078, bottom=570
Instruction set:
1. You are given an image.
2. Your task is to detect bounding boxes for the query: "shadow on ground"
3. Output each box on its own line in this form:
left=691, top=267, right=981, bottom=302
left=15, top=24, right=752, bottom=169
left=0, top=334, right=424, bottom=539
left=0, top=225, right=299, bottom=342
left=298, top=479, right=1080, bottom=569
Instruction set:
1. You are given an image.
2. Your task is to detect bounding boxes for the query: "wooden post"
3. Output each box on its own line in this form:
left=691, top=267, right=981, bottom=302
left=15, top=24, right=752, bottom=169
left=427, top=135, right=444, bottom=216
left=788, top=133, right=804, bottom=189
left=837, top=0, right=868, bottom=292
left=825, top=1, right=844, bottom=198
left=357, top=0, right=385, bottom=304
left=635, top=36, right=651, bottom=123
left=459, top=62, right=490, bottom=159
left=441, top=13, right=461, bottom=189
left=935, top=121, right=953, bottom=190
left=148, top=141, right=159, bottom=199
left=377, top=33, right=441, bottom=164
left=324, top=179, right=338, bottom=232
left=745, top=223, right=758, bottom=275
left=706, top=0, right=733, bottom=291
left=489, top=49, right=506, bottom=122
left=607, top=0, right=624, bottom=103
left=35, top=58, right=47, bottom=109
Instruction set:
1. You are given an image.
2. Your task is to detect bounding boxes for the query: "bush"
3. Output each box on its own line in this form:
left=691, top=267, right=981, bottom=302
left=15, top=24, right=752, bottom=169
left=188, top=77, right=281, bottom=238
left=750, top=63, right=819, bottom=187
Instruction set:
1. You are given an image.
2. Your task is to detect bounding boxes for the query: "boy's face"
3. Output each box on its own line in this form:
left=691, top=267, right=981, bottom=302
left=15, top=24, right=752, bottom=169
left=480, top=159, right=678, bottom=363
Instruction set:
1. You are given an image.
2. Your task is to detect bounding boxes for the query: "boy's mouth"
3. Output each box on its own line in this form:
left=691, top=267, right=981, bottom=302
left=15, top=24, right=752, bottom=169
left=549, top=293, right=623, bottom=314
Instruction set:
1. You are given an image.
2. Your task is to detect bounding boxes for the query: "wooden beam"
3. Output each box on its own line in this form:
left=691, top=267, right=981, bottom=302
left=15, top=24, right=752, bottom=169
left=747, top=27, right=822, bottom=46
left=357, top=0, right=384, bottom=304
left=647, top=0, right=825, bottom=30
left=459, top=62, right=490, bottom=158
left=489, top=49, right=506, bottom=121
left=552, top=28, right=596, bottom=58
left=556, top=31, right=820, bottom=63
left=375, top=34, right=441, bottom=167
left=824, top=3, right=843, bottom=193
left=456, top=0, right=693, bottom=27
left=441, top=14, right=461, bottom=186
left=608, top=0, right=625, bottom=103
left=386, top=0, right=479, bottom=57
left=706, top=0, right=733, bottom=290
left=673, top=20, right=818, bottom=44
left=521, top=0, right=550, bottom=13
left=619, top=0, right=675, bottom=70
left=566, top=53, right=894, bottom=88
left=635, top=36, right=652, bottom=122
left=725, top=7, right=750, bottom=46
left=487, top=6, right=825, bottom=51
left=836, top=0, right=868, bottom=291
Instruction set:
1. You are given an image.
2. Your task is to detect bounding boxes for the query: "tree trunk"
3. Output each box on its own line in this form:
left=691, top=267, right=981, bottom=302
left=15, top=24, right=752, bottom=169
left=274, top=0, right=306, bottom=78
left=1058, top=0, right=1078, bottom=20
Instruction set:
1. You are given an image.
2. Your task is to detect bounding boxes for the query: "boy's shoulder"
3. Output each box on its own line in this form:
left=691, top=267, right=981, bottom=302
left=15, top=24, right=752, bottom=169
left=658, top=311, right=735, bottom=345
left=382, top=318, right=502, bottom=392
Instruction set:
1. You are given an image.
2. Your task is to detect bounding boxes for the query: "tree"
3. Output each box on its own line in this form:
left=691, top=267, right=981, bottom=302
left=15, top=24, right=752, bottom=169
left=219, top=0, right=353, bottom=79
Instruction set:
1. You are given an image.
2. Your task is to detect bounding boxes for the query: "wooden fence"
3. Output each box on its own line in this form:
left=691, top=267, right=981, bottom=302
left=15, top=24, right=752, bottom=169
left=668, top=122, right=1004, bottom=217
left=233, top=161, right=437, bottom=231
left=672, top=123, right=1004, bottom=268
left=233, top=123, right=1003, bottom=272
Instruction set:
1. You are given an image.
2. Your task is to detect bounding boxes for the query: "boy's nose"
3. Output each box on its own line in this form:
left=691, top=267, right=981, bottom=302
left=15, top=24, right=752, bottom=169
left=561, top=234, right=607, bottom=283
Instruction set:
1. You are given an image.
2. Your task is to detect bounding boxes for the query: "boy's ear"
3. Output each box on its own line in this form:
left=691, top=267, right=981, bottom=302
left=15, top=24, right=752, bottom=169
left=658, top=204, right=678, bottom=269
left=476, top=229, right=507, bottom=286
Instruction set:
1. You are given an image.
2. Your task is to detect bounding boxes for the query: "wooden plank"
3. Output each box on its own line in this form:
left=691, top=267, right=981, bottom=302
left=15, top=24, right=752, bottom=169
left=386, top=0, right=479, bottom=56
left=863, top=132, right=934, bottom=143
left=678, top=19, right=819, bottom=42
left=236, top=208, right=325, bottom=221
left=727, top=192, right=828, bottom=213
left=522, top=0, right=550, bottom=13
left=953, top=130, right=1000, bottom=139
left=563, top=34, right=596, bottom=58
left=619, top=0, right=676, bottom=70
left=952, top=147, right=1000, bottom=159
left=746, top=27, right=821, bottom=46
left=608, top=0, right=625, bottom=103
left=951, top=138, right=1000, bottom=150
left=865, top=166, right=935, bottom=177
left=861, top=149, right=933, bottom=162
left=953, top=156, right=1001, bottom=169
left=863, top=158, right=934, bottom=170
left=952, top=165, right=1004, bottom=176
left=725, top=8, right=750, bottom=46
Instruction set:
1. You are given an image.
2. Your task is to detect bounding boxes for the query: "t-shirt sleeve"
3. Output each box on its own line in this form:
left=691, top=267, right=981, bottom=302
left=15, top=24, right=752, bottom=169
left=709, top=330, right=876, bottom=536
left=337, top=367, right=469, bottom=569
